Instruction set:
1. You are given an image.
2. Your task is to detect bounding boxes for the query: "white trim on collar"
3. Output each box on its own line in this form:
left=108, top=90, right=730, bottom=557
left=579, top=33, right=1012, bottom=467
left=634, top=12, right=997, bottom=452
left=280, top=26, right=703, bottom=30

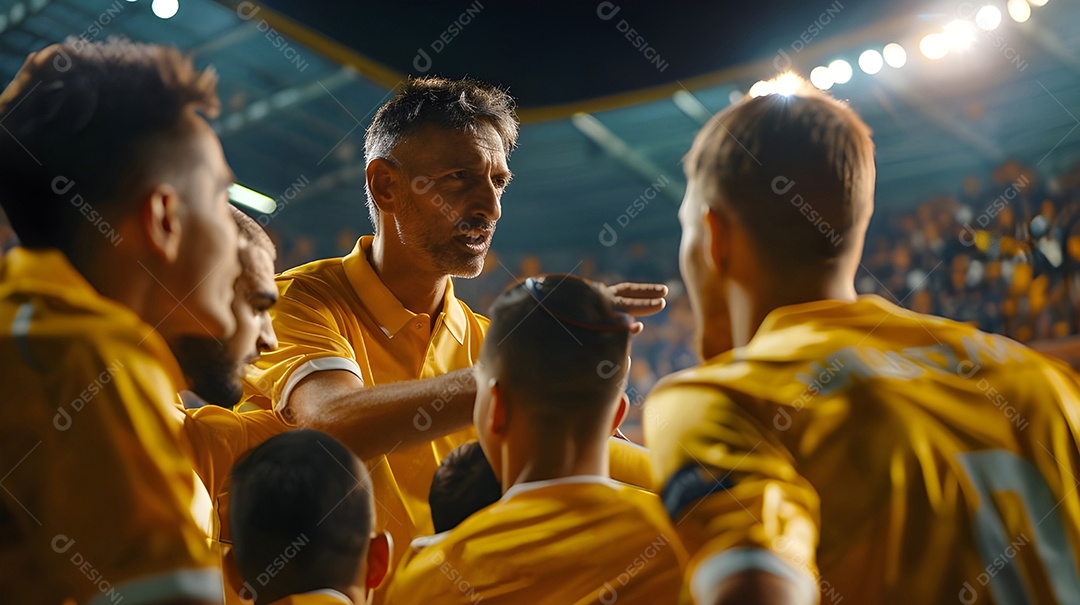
left=501, top=475, right=615, bottom=501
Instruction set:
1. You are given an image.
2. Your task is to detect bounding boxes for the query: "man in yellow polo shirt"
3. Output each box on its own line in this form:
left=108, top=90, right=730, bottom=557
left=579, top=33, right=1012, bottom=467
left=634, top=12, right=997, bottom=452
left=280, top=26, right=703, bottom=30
left=0, top=40, right=240, bottom=603
left=242, top=77, right=665, bottom=600
left=646, top=75, right=1080, bottom=604
left=387, top=275, right=685, bottom=604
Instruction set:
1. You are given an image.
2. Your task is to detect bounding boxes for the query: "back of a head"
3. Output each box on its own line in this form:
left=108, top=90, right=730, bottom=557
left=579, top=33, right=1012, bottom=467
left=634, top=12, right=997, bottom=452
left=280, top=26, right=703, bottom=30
left=0, top=38, right=219, bottom=254
left=362, top=76, right=519, bottom=229
left=482, top=274, right=633, bottom=423
left=686, top=74, right=876, bottom=270
left=230, top=430, right=372, bottom=600
left=429, top=441, right=502, bottom=534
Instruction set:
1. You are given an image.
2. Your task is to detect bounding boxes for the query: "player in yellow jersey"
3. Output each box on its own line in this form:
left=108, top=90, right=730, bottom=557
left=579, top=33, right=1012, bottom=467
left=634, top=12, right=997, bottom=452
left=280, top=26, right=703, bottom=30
left=230, top=430, right=390, bottom=605
left=0, top=39, right=241, bottom=603
left=386, top=274, right=686, bottom=604
left=240, top=77, right=667, bottom=601
left=645, top=74, right=1080, bottom=605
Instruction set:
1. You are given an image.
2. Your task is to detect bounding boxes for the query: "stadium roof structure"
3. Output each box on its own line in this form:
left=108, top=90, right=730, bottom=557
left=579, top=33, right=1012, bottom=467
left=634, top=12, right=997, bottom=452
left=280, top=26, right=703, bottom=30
left=1, top=0, right=1078, bottom=262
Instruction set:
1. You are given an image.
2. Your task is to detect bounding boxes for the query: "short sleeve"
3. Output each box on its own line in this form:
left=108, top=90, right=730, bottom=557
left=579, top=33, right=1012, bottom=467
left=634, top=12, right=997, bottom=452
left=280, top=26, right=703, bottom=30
left=644, top=382, right=821, bottom=602
left=243, top=278, right=364, bottom=413
left=181, top=406, right=290, bottom=501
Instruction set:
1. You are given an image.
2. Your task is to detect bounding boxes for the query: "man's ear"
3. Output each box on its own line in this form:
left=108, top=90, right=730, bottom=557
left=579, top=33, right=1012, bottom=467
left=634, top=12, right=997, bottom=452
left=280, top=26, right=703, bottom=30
left=365, top=531, right=392, bottom=590
left=704, top=206, right=729, bottom=274
left=490, top=381, right=509, bottom=436
left=143, top=185, right=182, bottom=263
left=365, top=159, right=402, bottom=217
left=611, top=393, right=630, bottom=436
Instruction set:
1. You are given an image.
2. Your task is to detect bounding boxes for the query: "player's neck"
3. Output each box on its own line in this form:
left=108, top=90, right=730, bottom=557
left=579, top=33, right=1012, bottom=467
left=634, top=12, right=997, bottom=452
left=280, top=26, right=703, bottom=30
left=75, top=250, right=159, bottom=329
left=505, top=432, right=609, bottom=488
left=730, top=270, right=857, bottom=348
left=369, top=234, right=447, bottom=318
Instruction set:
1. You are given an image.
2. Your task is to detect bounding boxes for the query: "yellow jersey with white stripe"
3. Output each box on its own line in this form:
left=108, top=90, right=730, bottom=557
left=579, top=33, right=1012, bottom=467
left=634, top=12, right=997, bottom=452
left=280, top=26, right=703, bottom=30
left=241, top=236, right=486, bottom=600
left=385, top=476, right=687, bottom=605
left=645, top=295, right=1080, bottom=605
left=0, top=247, right=220, bottom=604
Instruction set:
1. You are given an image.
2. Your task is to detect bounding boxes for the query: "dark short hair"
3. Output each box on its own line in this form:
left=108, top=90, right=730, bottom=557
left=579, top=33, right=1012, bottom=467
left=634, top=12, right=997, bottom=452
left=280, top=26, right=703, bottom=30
left=429, top=441, right=501, bottom=534
left=230, top=430, right=372, bottom=596
left=363, top=76, right=518, bottom=230
left=0, top=37, right=219, bottom=253
left=482, top=274, right=632, bottom=413
left=686, top=75, right=875, bottom=268
left=232, top=205, right=276, bottom=260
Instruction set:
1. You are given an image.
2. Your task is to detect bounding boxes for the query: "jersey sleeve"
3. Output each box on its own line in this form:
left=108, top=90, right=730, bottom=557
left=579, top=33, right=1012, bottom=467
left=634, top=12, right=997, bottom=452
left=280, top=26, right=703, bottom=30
left=608, top=436, right=655, bottom=491
left=643, top=381, right=821, bottom=602
left=180, top=406, right=290, bottom=502
left=243, top=278, right=364, bottom=414
left=45, top=338, right=221, bottom=604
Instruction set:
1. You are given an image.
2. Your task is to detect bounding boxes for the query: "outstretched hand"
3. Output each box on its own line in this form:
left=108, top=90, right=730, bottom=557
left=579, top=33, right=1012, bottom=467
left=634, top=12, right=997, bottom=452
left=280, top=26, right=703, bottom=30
left=605, top=282, right=668, bottom=317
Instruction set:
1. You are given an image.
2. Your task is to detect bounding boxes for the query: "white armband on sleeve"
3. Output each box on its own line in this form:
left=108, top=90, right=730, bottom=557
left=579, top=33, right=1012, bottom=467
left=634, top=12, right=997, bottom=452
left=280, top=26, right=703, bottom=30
left=278, top=357, right=364, bottom=413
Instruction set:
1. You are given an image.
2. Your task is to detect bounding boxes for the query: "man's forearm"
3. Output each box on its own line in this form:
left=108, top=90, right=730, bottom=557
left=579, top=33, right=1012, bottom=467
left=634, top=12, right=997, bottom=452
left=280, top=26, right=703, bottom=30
left=290, top=368, right=477, bottom=459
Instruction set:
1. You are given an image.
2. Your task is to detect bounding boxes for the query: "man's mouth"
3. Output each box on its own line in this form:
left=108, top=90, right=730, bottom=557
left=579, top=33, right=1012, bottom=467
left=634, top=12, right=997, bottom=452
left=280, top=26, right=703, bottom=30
left=457, top=229, right=492, bottom=251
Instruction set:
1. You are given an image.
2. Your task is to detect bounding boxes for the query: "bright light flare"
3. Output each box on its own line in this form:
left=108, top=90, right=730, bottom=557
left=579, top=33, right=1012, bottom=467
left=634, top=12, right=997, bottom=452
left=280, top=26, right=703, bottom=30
left=152, top=0, right=179, bottom=19
left=920, top=33, right=949, bottom=60
left=228, top=183, right=276, bottom=214
left=858, top=49, right=884, bottom=74
left=883, top=43, right=907, bottom=67
left=1007, top=0, right=1031, bottom=22
left=810, top=65, right=834, bottom=90
left=975, top=5, right=1002, bottom=30
left=828, top=59, right=853, bottom=84
left=943, top=19, right=977, bottom=51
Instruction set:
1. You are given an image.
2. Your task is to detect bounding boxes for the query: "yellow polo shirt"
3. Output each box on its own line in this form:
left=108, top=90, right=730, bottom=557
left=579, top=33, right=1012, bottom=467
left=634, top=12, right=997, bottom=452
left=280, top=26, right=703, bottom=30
left=386, top=476, right=687, bottom=605
left=647, top=296, right=1080, bottom=604
left=242, top=236, right=486, bottom=598
left=0, top=247, right=220, bottom=604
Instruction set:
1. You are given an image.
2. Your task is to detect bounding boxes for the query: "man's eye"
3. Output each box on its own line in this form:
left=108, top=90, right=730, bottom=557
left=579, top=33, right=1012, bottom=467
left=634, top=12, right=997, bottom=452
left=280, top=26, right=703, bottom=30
left=450, top=171, right=467, bottom=179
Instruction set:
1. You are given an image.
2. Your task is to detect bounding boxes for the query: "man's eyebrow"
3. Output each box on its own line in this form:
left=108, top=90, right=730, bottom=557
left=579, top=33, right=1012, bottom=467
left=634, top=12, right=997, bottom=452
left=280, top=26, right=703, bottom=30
left=249, top=290, right=278, bottom=307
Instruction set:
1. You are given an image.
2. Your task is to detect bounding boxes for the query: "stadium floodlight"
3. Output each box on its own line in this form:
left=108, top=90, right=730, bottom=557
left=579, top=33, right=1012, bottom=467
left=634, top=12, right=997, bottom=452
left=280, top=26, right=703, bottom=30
left=229, top=183, right=277, bottom=214
left=810, top=66, right=835, bottom=90
left=1007, top=0, right=1031, bottom=22
left=883, top=43, right=907, bottom=67
left=828, top=59, right=853, bottom=84
left=859, top=49, right=884, bottom=74
left=920, top=33, right=949, bottom=60
left=975, top=5, right=1002, bottom=30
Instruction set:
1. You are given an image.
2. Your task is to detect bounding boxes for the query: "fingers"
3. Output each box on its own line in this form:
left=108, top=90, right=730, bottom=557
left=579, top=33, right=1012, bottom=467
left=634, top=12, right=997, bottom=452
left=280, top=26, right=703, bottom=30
left=607, top=282, right=669, bottom=317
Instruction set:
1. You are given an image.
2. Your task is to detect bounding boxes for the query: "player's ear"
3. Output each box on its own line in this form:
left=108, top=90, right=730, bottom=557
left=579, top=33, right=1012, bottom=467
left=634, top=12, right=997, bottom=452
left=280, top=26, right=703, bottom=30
left=704, top=206, right=729, bottom=274
left=366, top=158, right=402, bottom=216
left=143, top=184, right=182, bottom=263
left=488, top=381, right=510, bottom=436
left=365, top=531, right=392, bottom=590
left=611, top=393, right=630, bottom=436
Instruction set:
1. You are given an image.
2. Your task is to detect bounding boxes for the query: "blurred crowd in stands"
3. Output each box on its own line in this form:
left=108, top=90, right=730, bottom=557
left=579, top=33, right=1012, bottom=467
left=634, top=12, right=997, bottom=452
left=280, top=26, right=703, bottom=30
left=3, top=159, right=1078, bottom=442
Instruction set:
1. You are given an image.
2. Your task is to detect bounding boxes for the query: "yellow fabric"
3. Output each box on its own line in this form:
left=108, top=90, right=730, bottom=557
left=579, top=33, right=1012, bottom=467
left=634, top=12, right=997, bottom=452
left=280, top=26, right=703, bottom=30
left=608, top=436, right=655, bottom=490
left=180, top=405, right=292, bottom=604
left=241, top=236, right=486, bottom=599
left=386, top=478, right=686, bottom=605
left=0, top=248, right=218, bottom=603
left=646, top=295, right=1080, bottom=604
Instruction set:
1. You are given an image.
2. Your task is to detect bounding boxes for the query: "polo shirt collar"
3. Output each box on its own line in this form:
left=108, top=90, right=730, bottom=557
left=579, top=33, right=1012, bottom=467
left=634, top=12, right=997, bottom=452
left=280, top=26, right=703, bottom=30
left=341, top=236, right=467, bottom=344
